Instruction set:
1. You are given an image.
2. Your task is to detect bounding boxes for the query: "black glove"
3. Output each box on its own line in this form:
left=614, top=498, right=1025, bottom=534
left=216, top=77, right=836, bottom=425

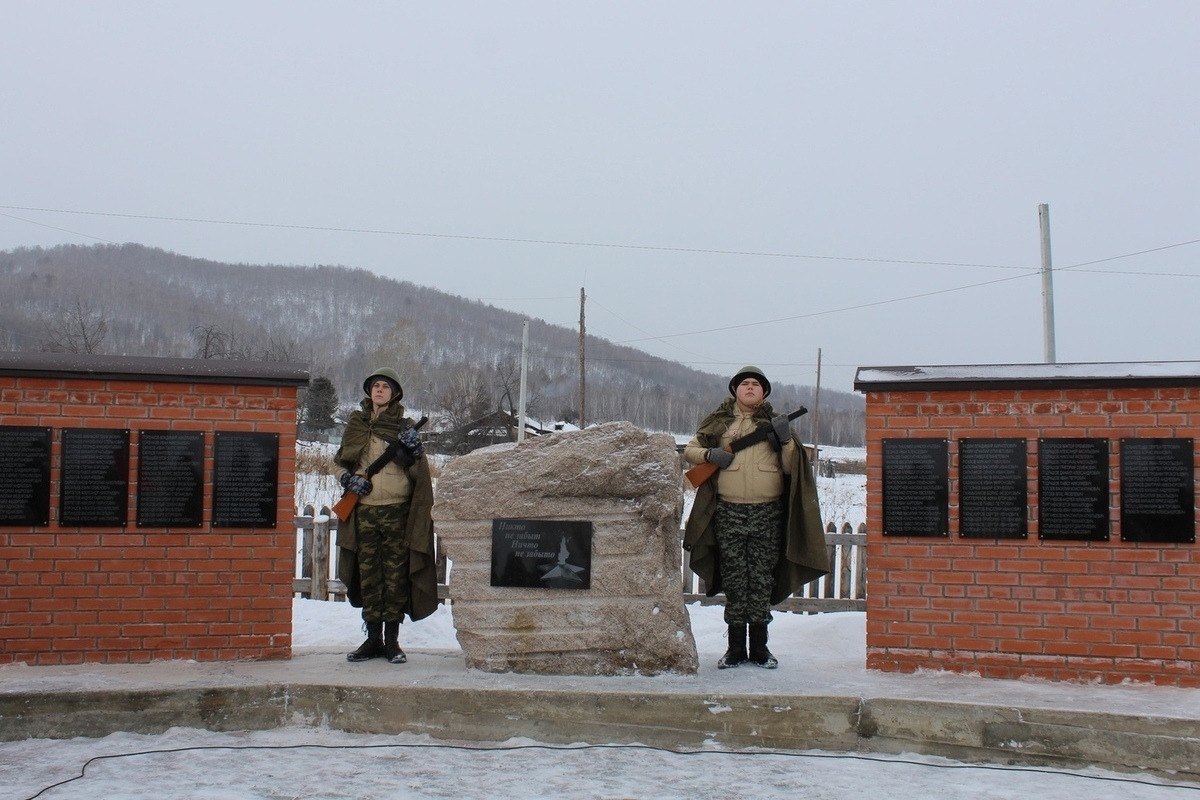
left=343, top=473, right=373, bottom=496
left=707, top=448, right=734, bottom=469
left=767, top=414, right=791, bottom=451
left=339, top=471, right=353, bottom=489
left=399, top=425, right=425, bottom=458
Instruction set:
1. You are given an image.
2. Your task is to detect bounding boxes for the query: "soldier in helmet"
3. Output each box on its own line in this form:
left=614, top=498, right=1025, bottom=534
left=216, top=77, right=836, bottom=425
left=683, top=366, right=827, bottom=670
left=333, top=368, right=438, bottom=664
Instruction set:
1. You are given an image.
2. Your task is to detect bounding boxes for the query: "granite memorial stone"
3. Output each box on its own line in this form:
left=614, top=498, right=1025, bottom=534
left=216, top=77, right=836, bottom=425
left=433, top=421, right=697, bottom=676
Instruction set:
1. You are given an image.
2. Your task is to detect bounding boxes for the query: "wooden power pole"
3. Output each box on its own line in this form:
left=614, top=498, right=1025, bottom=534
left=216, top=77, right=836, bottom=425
left=813, top=347, right=822, bottom=459
left=578, top=287, right=586, bottom=428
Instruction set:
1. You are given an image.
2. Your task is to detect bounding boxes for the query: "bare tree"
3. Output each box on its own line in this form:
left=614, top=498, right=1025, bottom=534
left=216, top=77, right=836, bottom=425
left=259, top=335, right=301, bottom=362
left=435, top=366, right=493, bottom=433
left=192, top=324, right=298, bottom=362
left=192, top=324, right=232, bottom=359
left=494, top=355, right=543, bottom=425
left=495, top=356, right=521, bottom=418
left=41, top=297, right=108, bottom=354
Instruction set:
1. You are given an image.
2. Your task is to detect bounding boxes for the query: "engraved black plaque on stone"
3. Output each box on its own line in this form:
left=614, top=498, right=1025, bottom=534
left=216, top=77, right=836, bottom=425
left=212, top=432, right=279, bottom=528
left=137, top=430, right=205, bottom=528
left=491, top=519, right=593, bottom=589
left=1038, top=438, right=1109, bottom=541
left=959, top=438, right=1028, bottom=539
left=0, top=426, right=51, bottom=526
left=882, top=438, right=949, bottom=537
left=59, top=428, right=130, bottom=527
left=1120, top=438, right=1194, bottom=544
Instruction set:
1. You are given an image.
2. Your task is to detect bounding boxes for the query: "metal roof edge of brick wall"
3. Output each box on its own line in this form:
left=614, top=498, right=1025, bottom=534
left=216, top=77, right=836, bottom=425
left=853, top=360, right=1200, bottom=392
left=0, top=351, right=310, bottom=386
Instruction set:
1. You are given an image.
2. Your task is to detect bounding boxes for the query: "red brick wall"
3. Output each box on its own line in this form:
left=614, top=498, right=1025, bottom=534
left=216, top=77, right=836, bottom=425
left=0, top=371, right=300, bottom=666
left=864, top=384, right=1200, bottom=687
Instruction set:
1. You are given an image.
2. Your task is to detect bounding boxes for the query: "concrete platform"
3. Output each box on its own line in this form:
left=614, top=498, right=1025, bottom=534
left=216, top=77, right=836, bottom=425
left=3, top=647, right=1199, bottom=781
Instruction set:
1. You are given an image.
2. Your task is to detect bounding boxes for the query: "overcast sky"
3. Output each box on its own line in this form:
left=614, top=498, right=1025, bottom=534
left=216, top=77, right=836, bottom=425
left=2, top=1, right=1197, bottom=394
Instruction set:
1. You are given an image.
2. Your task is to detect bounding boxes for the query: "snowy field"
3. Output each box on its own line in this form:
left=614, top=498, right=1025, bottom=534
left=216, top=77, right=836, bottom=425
left=4, top=601, right=1198, bottom=799
left=295, top=439, right=869, bottom=533
left=6, top=725, right=1193, bottom=800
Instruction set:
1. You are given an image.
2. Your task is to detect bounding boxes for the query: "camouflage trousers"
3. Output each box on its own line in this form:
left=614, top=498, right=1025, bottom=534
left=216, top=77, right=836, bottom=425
left=355, top=502, right=411, bottom=623
left=714, top=499, right=783, bottom=625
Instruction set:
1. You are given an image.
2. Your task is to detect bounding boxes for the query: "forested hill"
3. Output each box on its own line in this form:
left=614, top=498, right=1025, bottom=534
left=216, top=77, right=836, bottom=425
left=0, top=243, right=865, bottom=443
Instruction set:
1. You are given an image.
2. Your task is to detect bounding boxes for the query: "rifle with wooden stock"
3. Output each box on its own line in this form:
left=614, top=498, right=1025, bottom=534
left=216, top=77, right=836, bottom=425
left=331, top=416, right=428, bottom=522
left=684, top=406, right=808, bottom=488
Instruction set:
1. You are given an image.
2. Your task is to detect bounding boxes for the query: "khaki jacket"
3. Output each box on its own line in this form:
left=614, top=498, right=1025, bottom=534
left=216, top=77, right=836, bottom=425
left=355, top=430, right=413, bottom=506
left=684, top=405, right=796, bottom=503
left=683, top=398, right=829, bottom=603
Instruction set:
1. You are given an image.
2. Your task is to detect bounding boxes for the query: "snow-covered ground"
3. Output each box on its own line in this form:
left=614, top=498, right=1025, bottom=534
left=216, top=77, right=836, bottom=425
left=5, top=723, right=1191, bottom=800
left=3, top=601, right=1196, bottom=799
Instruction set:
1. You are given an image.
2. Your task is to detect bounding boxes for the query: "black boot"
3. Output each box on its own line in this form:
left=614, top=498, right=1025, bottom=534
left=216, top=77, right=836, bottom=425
left=748, top=623, right=778, bottom=669
left=384, top=620, right=407, bottom=664
left=346, top=620, right=384, bottom=662
left=717, top=623, right=748, bottom=669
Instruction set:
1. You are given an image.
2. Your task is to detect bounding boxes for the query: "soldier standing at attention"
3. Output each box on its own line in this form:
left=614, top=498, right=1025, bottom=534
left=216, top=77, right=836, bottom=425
left=334, top=368, right=438, bottom=664
left=683, top=366, right=828, bottom=670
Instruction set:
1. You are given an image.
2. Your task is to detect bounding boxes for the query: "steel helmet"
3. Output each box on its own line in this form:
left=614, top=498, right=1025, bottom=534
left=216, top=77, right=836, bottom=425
left=728, top=365, right=771, bottom=398
left=363, top=367, right=403, bottom=400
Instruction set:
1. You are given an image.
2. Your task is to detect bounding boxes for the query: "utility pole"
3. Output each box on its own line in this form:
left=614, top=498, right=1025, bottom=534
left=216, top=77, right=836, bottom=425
left=517, top=320, right=529, bottom=443
left=578, top=287, right=586, bottom=428
left=1039, top=203, right=1057, bottom=364
left=813, top=347, right=822, bottom=460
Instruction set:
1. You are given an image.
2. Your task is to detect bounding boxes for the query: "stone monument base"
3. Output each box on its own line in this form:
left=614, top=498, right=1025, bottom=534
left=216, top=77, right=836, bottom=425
left=433, top=422, right=698, bottom=675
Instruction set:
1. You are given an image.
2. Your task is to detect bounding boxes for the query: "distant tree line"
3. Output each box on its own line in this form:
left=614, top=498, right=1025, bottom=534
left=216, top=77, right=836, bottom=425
left=0, top=243, right=866, bottom=444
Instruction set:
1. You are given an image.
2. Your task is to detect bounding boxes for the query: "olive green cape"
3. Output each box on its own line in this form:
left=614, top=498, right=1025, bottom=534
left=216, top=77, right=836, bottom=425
left=682, top=398, right=829, bottom=604
left=334, top=397, right=439, bottom=622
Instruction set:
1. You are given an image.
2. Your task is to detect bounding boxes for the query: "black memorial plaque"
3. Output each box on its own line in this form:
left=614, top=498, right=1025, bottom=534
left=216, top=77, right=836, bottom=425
left=137, top=430, right=205, bottom=528
left=491, top=519, right=593, bottom=589
left=882, top=438, right=949, bottom=537
left=958, top=438, right=1028, bottom=539
left=1038, top=438, right=1110, bottom=541
left=212, top=432, right=279, bottom=528
left=1120, top=438, right=1194, bottom=544
left=0, top=426, right=51, bottom=526
left=59, top=428, right=130, bottom=527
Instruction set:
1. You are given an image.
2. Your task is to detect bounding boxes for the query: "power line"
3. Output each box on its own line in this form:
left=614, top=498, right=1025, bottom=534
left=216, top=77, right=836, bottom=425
left=613, top=271, right=1038, bottom=345
left=0, top=210, right=118, bottom=244
left=5, top=203, right=1200, bottom=276
left=0, top=203, right=1032, bottom=270
left=6, top=202, right=1200, bottom=350
left=1060, top=237, right=1200, bottom=272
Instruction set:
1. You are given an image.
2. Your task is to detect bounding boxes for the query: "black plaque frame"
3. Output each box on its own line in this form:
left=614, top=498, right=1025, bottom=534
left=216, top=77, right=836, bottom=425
left=1119, top=438, right=1195, bottom=544
left=212, top=431, right=279, bottom=528
left=1037, top=438, right=1110, bottom=541
left=137, top=430, right=205, bottom=528
left=958, top=438, right=1028, bottom=539
left=0, top=425, right=52, bottom=527
left=882, top=438, right=949, bottom=537
left=491, top=519, right=593, bottom=589
left=59, top=428, right=130, bottom=527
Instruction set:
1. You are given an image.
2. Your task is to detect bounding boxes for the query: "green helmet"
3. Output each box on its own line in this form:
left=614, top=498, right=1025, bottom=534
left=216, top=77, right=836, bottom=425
left=729, top=365, right=771, bottom=398
left=363, top=367, right=403, bottom=400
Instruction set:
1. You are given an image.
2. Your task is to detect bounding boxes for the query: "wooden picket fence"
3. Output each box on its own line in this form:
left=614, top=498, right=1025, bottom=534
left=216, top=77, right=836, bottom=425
left=292, top=506, right=347, bottom=601
left=681, top=521, right=867, bottom=613
left=294, top=508, right=866, bottom=614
